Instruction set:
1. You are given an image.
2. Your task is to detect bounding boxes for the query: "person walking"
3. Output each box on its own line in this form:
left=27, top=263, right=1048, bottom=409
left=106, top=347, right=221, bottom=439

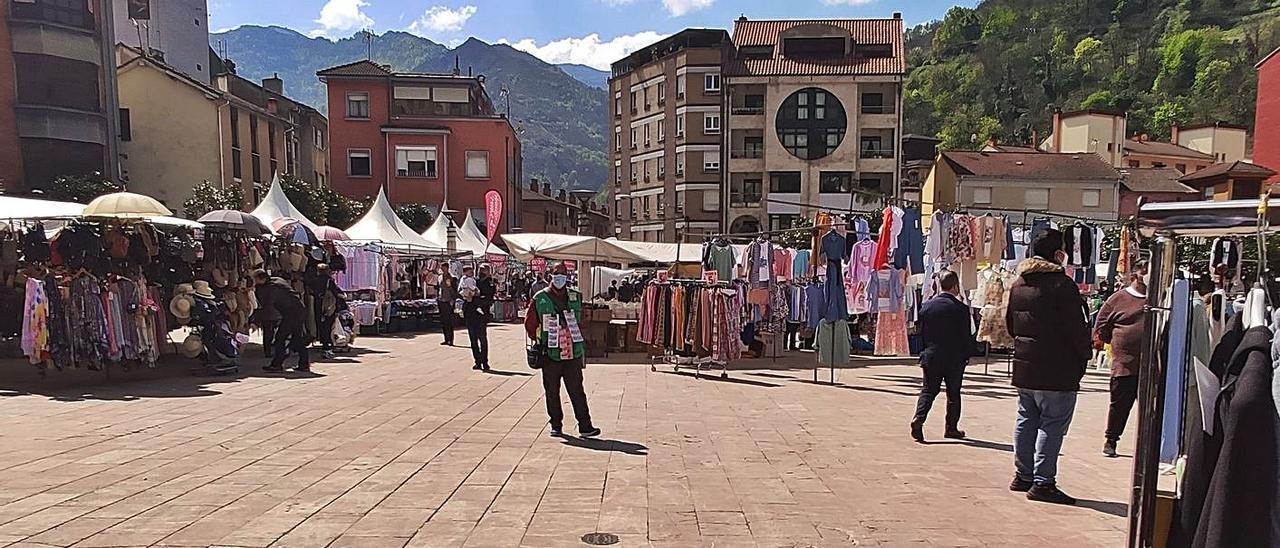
left=1094, top=259, right=1148, bottom=457
left=309, top=264, right=343, bottom=360
left=463, top=264, right=496, bottom=370
left=1005, top=229, right=1091, bottom=505
left=253, top=270, right=281, bottom=359
left=251, top=269, right=310, bottom=373
left=911, top=270, right=974, bottom=443
left=524, top=263, right=600, bottom=438
left=438, top=268, right=459, bottom=346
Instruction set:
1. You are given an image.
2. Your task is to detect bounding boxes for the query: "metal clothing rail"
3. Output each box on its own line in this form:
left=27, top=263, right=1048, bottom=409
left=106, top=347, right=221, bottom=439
left=764, top=193, right=1123, bottom=226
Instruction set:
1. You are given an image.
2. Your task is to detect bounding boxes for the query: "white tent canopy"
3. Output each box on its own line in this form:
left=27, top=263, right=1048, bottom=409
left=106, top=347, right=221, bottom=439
left=420, top=211, right=508, bottom=258
left=590, top=266, right=635, bottom=298
left=501, top=233, right=642, bottom=263
left=606, top=239, right=705, bottom=264
left=459, top=210, right=506, bottom=256
left=249, top=174, right=317, bottom=229
left=345, top=188, right=442, bottom=253
left=0, top=196, right=86, bottom=219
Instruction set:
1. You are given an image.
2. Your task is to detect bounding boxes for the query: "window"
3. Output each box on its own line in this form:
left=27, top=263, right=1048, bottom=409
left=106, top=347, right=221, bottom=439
left=676, top=153, right=685, bottom=176
left=973, top=187, right=992, bottom=204
left=1175, top=163, right=1187, bottom=173
left=615, top=126, right=621, bottom=151
left=1025, top=188, right=1049, bottom=209
left=658, top=156, right=666, bottom=178
left=1128, top=160, right=1140, bottom=168
left=776, top=87, right=846, bottom=160
left=677, top=74, right=686, bottom=97
left=819, top=172, right=853, bottom=194
left=1152, top=161, right=1167, bottom=168
left=348, top=149, right=372, bottom=177
left=657, top=120, right=665, bottom=142
left=733, top=179, right=762, bottom=205
left=860, top=136, right=887, bottom=158
left=742, top=136, right=763, bottom=158
left=465, top=151, right=489, bottom=178
left=314, top=128, right=325, bottom=149
left=268, top=122, right=277, bottom=159
left=118, top=108, right=131, bottom=142
left=770, top=172, right=801, bottom=193
left=745, top=94, right=765, bottom=109
left=1106, top=143, right=1114, bottom=152
left=676, top=115, right=685, bottom=137
left=231, top=149, right=242, bottom=180
left=615, top=168, right=621, bottom=186
left=704, top=73, right=721, bottom=93
left=229, top=107, right=240, bottom=148
left=630, top=128, right=637, bottom=149
left=703, top=190, right=719, bottom=212
left=643, top=159, right=650, bottom=181
left=769, top=214, right=800, bottom=232
left=346, top=92, right=370, bottom=119
left=629, top=91, right=637, bottom=112
left=630, top=164, right=637, bottom=182
left=703, top=113, right=720, bottom=135
left=657, top=82, right=666, bottom=103
left=861, top=93, right=885, bottom=114
left=395, top=147, right=437, bottom=177
left=614, top=97, right=621, bottom=116
left=703, top=154, right=719, bottom=173
left=1082, top=189, right=1101, bottom=208
left=249, top=116, right=259, bottom=153
left=644, top=124, right=650, bottom=147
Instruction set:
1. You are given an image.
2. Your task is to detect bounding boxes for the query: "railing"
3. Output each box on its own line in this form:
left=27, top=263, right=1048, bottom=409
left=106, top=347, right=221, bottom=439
left=859, top=148, right=895, bottom=159
left=860, top=105, right=895, bottom=114
left=11, top=1, right=95, bottom=30
left=397, top=169, right=436, bottom=178
left=730, top=149, right=763, bottom=159
left=731, top=106, right=765, bottom=115
left=730, top=193, right=763, bottom=207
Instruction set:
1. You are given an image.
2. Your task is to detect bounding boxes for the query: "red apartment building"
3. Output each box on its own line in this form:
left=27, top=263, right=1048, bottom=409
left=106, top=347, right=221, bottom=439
left=1256, top=46, right=1280, bottom=183
left=317, top=60, right=522, bottom=233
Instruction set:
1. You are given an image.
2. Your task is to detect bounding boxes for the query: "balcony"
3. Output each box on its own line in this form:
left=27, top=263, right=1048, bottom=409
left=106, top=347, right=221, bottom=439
left=731, top=106, right=764, bottom=115
left=396, top=168, right=437, bottom=178
left=859, top=148, right=895, bottom=159
left=730, top=148, right=762, bottom=159
left=860, top=105, right=895, bottom=115
left=730, top=192, right=763, bottom=208
left=10, top=2, right=96, bottom=31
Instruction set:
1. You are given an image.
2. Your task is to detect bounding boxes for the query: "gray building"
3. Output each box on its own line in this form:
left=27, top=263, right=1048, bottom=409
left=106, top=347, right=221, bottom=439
left=113, top=0, right=210, bottom=82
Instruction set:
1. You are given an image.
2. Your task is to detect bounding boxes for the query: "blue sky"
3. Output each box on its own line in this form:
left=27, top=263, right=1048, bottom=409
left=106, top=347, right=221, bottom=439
left=209, top=0, right=976, bottom=69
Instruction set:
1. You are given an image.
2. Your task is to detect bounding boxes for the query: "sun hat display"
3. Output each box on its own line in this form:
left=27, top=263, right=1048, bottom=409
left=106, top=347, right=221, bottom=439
left=169, top=283, right=195, bottom=323
left=180, top=333, right=204, bottom=358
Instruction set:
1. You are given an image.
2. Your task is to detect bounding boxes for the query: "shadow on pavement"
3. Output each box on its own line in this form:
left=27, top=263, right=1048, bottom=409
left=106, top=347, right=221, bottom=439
left=1076, top=499, right=1129, bottom=517
left=485, top=369, right=533, bottom=377
left=928, top=438, right=1015, bottom=453
left=561, top=436, right=649, bottom=455
left=658, top=370, right=781, bottom=388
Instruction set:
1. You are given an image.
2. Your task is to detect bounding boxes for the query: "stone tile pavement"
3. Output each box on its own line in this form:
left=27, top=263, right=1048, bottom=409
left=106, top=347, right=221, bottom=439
left=0, top=325, right=1132, bottom=547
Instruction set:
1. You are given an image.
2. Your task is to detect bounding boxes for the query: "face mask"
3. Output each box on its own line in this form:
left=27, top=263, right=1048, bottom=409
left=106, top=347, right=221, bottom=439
left=551, top=275, right=568, bottom=289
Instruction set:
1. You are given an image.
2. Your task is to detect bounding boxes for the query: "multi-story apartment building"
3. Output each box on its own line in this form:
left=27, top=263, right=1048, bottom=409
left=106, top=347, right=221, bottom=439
left=1042, top=109, right=1249, bottom=174
left=318, top=60, right=522, bottom=234
left=214, top=65, right=330, bottom=191
left=0, top=0, right=120, bottom=192
left=112, top=0, right=209, bottom=82
left=608, top=29, right=729, bottom=243
left=520, top=179, right=611, bottom=237
left=722, top=15, right=906, bottom=234
left=1257, top=46, right=1280, bottom=183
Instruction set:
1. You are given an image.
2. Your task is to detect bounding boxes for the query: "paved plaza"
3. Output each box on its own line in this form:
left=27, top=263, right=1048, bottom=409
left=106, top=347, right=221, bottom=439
left=0, top=325, right=1132, bottom=547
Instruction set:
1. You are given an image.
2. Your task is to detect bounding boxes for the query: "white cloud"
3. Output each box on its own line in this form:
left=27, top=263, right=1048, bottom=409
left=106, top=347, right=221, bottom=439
left=408, top=5, right=478, bottom=34
left=821, top=0, right=876, bottom=5
left=498, top=31, right=666, bottom=71
left=310, top=0, right=374, bottom=38
left=661, top=0, right=713, bottom=16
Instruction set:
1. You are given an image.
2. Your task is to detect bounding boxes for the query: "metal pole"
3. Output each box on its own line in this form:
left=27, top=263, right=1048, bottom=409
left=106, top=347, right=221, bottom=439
left=1127, top=235, right=1173, bottom=548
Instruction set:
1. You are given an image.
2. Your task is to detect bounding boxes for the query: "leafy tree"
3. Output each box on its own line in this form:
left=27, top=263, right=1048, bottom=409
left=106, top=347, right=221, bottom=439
left=1150, top=100, right=1191, bottom=139
left=1081, top=90, right=1119, bottom=110
left=182, top=181, right=245, bottom=219
left=1073, top=37, right=1107, bottom=79
left=279, top=175, right=330, bottom=225
left=48, top=172, right=121, bottom=203
left=323, top=190, right=370, bottom=229
left=393, top=203, right=434, bottom=233
left=933, top=7, right=982, bottom=56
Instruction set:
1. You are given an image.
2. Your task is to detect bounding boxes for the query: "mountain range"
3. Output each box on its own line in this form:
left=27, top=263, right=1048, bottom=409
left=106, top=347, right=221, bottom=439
left=210, top=26, right=608, bottom=191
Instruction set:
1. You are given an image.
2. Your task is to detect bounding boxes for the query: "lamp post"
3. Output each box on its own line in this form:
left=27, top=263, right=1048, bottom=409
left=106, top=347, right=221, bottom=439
left=569, top=188, right=598, bottom=237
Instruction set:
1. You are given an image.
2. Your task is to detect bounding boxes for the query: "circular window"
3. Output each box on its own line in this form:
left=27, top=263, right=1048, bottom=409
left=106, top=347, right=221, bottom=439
left=775, top=87, right=847, bottom=160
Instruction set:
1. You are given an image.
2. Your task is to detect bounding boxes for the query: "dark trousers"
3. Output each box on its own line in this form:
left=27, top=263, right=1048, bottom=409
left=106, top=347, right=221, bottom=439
left=541, top=358, right=594, bottom=432
left=466, top=317, right=489, bottom=366
left=439, top=305, right=456, bottom=345
left=913, top=364, right=964, bottom=430
left=317, top=313, right=336, bottom=350
left=785, top=322, right=800, bottom=350
left=1106, top=375, right=1139, bottom=442
left=270, top=318, right=309, bottom=368
left=261, top=320, right=279, bottom=357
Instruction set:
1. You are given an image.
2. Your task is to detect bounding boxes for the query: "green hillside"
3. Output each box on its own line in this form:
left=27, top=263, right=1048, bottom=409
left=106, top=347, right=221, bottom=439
left=904, top=0, right=1280, bottom=149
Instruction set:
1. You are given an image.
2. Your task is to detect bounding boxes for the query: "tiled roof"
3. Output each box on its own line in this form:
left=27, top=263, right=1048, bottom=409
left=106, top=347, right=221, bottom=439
left=1123, top=139, right=1214, bottom=160
left=1179, top=161, right=1277, bottom=183
left=1119, top=168, right=1197, bottom=194
left=988, top=144, right=1041, bottom=153
left=942, top=151, right=1120, bottom=180
left=726, top=18, right=905, bottom=77
left=317, top=60, right=392, bottom=77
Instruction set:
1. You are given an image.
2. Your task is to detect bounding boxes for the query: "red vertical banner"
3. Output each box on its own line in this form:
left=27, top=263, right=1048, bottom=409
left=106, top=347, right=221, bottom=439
left=484, top=190, right=503, bottom=243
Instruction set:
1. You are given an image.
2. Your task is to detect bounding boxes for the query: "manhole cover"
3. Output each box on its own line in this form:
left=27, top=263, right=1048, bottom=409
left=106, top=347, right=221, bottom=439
left=581, top=532, right=620, bottom=545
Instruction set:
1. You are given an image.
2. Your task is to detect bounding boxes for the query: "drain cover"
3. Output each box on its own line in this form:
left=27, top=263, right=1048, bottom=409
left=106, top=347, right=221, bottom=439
left=581, top=532, right=620, bottom=545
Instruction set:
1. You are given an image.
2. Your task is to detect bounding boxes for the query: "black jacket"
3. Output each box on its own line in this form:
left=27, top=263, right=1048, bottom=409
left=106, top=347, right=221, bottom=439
left=918, top=292, right=974, bottom=369
left=1189, top=324, right=1278, bottom=548
left=463, top=276, right=496, bottom=322
left=252, top=277, right=304, bottom=324
left=1061, top=223, right=1095, bottom=267
left=1005, top=257, right=1091, bottom=391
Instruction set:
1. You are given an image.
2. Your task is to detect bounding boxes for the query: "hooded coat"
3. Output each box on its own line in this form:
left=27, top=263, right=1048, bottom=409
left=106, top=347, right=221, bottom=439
left=1005, top=256, right=1091, bottom=391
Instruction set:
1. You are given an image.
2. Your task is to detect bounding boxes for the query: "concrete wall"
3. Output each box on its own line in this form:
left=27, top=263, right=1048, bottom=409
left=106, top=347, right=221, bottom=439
left=117, top=61, right=221, bottom=212
left=958, top=177, right=1118, bottom=221
left=114, top=0, right=209, bottom=81
left=0, top=4, right=23, bottom=189
left=1057, top=113, right=1125, bottom=166
left=1178, top=126, right=1248, bottom=163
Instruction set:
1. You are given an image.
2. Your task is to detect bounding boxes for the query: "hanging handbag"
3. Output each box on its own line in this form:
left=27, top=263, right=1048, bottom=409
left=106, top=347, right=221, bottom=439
left=526, top=338, right=542, bottom=369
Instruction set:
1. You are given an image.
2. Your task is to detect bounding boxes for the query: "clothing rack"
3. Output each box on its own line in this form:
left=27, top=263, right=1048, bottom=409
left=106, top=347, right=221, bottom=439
left=765, top=193, right=1122, bottom=226
left=645, top=278, right=732, bottom=379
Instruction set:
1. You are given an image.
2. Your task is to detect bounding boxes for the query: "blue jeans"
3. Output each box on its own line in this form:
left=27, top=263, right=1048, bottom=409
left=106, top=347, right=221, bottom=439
left=1014, top=389, right=1078, bottom=486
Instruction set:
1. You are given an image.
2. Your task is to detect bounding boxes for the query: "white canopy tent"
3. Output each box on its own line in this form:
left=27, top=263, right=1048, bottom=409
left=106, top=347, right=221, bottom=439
left=249, top=174, right=317, bottom=229
left=344, top=188, right=443, bottom=253
left=420, top=211, right=509, bottom=258
left=459, top=210, right=507, bottom=256
left=500, top=233, right=643, bottom=263
left=590, top=266, right=635, bottom=299
left=0, top=196, right=87, bottom=219
left=606, top=239, right=705, bottom=264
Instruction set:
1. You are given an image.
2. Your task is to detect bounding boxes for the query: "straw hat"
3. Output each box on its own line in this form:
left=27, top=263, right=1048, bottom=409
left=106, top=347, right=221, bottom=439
left=169, top=294, right=192, bottom=322
left=192, top=280, right=215, bottom=299
left=180, top=333, right=204, bottom=358
left=174, top=283, right=195, bottom=295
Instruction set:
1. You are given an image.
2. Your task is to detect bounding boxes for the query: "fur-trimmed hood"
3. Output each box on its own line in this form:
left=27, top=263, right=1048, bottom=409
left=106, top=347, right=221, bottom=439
left=1017, top=256, right=1065, bottom=276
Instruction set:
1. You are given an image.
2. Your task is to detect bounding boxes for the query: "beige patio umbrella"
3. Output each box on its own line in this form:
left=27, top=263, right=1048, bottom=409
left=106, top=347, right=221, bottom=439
left=81, top=192, right=172, bottom=219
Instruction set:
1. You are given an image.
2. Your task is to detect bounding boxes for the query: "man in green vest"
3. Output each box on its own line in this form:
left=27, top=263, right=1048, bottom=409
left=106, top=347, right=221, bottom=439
left=524, top=263, right=600, bottom=438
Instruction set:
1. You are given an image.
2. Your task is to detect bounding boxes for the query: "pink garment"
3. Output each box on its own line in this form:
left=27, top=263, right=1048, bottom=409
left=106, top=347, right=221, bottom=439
left=874, top=310, right=910, bottom=357
left=851, top=240, right=875, bottom=285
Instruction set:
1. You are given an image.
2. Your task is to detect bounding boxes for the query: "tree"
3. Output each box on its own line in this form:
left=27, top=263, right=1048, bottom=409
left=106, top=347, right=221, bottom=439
left=47, top=173, right=121, bottom=203
left=1150, top=100, right=1191, bottom=139
left=279, top=175, right=330, bottom=225
left=1073, top=36, right=1106, bottom=79
left=393, top=203, right=434, bottom=233
left=182, top=181, right=245, bottom=219
left=933, top=7, right=982, bottom=56
left=324, top=190, right=369, bottom=229
left=1081, top=90, right=1119, bottom=110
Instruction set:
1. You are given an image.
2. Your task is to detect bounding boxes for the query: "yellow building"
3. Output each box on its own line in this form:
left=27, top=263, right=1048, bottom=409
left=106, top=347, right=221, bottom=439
left=116, top=45, right=288, bottom=213
left=922, top=150, right=1122, bottom=225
